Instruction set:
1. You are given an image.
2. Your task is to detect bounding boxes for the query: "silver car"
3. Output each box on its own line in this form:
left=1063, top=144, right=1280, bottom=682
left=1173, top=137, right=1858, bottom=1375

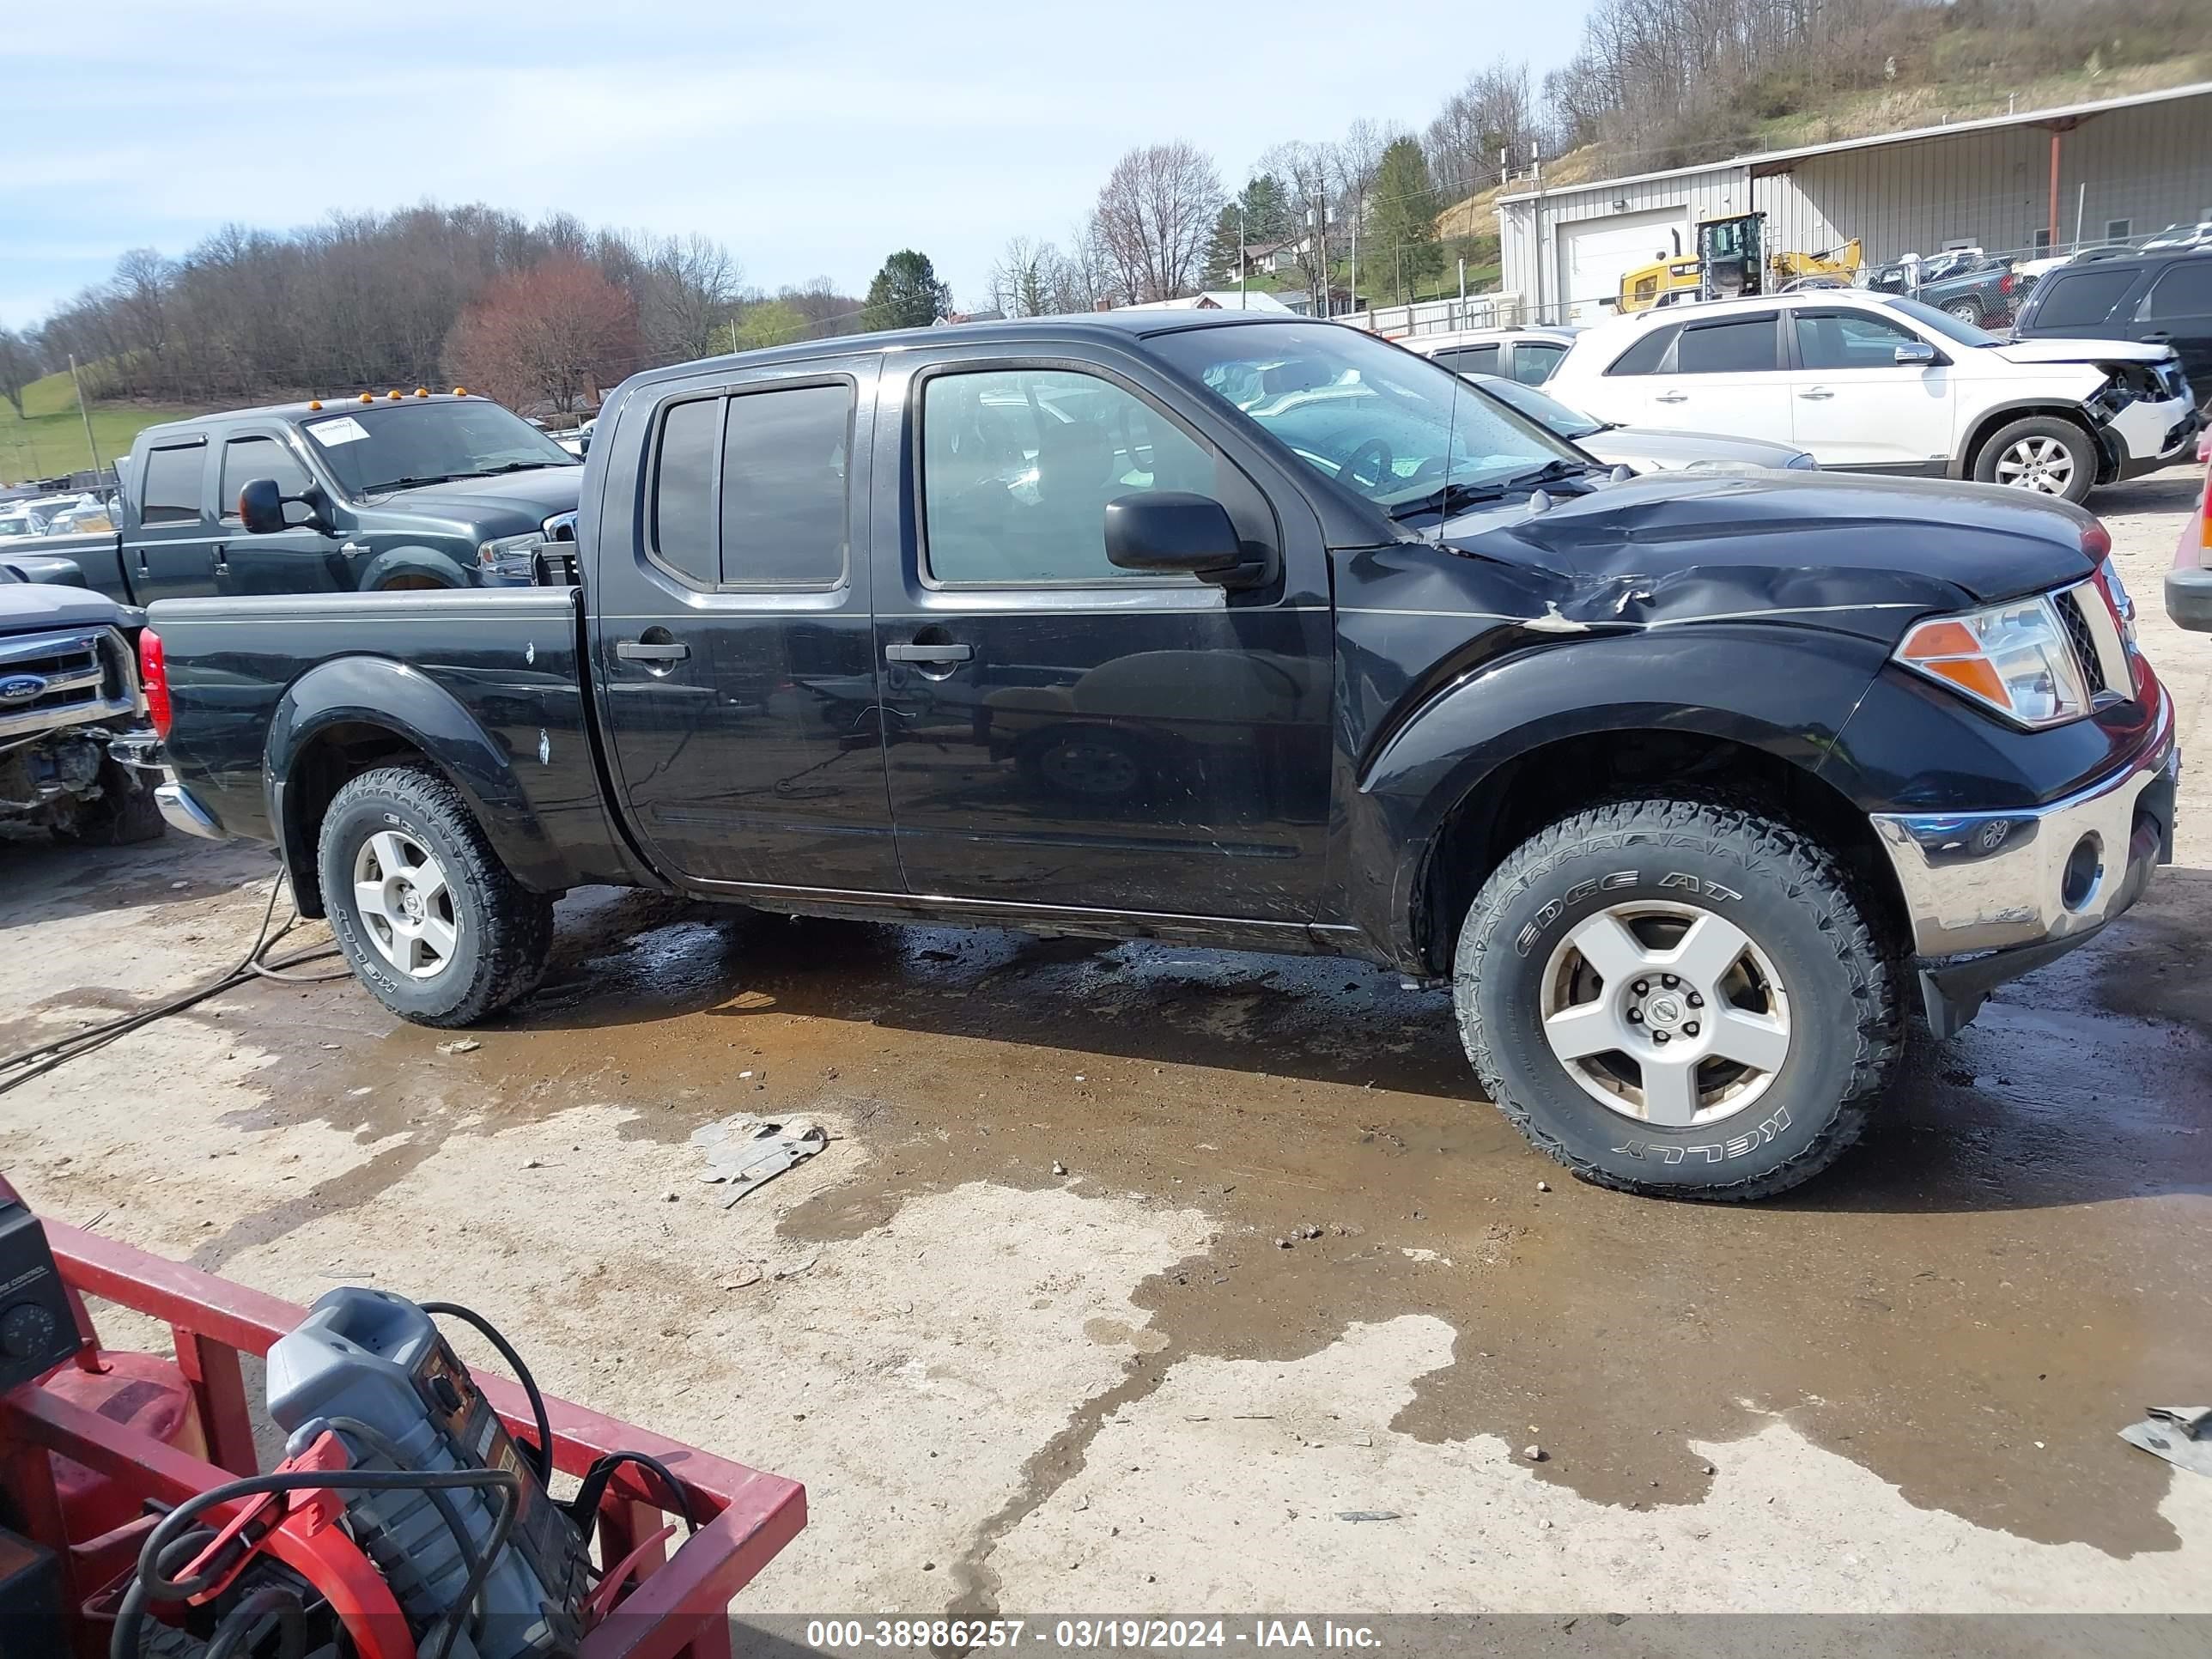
left=1467, top=373, right=1818, bottom=475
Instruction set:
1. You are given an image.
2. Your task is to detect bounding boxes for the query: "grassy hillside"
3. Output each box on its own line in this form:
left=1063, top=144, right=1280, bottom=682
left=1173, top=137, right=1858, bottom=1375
left=0, top=371, right=210, bottom=484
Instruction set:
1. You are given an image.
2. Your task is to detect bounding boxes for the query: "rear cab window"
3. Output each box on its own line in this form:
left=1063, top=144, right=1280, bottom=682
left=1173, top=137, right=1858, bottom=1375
left=138, top=442, right=208, bottom=526
left=648, top=380, right=855, bottom=592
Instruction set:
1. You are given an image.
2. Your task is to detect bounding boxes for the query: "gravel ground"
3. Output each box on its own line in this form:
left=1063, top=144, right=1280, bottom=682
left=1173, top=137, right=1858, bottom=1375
left=0, top=470, right=2207, bottom=1626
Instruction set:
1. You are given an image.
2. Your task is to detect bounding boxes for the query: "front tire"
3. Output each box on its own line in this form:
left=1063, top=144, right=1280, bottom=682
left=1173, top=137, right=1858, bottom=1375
left=1972, top=414, right=2097, bottom=504
left=318, top=764, right=552, bottom=1026
left=1455, top=799, right=1899, bottom=1200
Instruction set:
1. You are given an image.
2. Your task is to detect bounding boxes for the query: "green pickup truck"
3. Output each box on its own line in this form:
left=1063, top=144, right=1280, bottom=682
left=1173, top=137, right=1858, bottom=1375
left=1, top=392, right=583, bottom=605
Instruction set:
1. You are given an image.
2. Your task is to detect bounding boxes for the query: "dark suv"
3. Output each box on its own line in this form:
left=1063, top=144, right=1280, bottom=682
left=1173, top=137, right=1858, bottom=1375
left=2013, top=249, right=2212, bottom=406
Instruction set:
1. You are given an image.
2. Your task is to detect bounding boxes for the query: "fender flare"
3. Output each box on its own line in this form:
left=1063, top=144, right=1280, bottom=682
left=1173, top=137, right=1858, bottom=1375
left=266, top=656, right=562, bottom=910
left=355, top=544, right=475, bottom=591
left=1351, top=627, right=1891, bottom=966
left=1949, top=398, right=2108, bottom=480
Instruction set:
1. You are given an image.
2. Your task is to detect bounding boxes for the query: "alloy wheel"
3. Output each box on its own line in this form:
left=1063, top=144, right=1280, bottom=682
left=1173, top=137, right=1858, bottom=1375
left=1993, top=434, right=2076, bottom=495
left=1536, top=901, right=1792, bottom=1127
left=352, top=829, right=460, bottom=978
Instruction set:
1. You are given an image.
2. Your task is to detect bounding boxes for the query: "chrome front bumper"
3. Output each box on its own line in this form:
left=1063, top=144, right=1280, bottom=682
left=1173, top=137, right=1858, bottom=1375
left=1870, top=694, right=2178, bottom=1034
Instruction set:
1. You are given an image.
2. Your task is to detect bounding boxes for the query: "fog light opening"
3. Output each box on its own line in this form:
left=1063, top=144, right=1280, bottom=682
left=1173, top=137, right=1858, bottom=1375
left=2061, top=831, right=2105, bottom=912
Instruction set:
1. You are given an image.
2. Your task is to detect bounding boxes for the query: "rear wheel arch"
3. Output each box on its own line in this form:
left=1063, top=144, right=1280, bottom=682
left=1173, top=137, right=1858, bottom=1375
left=268, top=660, right=556, bottom=914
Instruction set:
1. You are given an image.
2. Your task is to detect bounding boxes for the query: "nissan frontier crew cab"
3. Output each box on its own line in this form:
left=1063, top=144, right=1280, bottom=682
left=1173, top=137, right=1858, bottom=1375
left=8, top=392, right=582, bottom=604
left=132, top=314, right=2178, bottom=1200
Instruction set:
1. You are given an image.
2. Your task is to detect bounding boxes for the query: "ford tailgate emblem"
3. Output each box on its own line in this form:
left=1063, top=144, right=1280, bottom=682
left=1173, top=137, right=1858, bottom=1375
left=0, top=674, right=47, bottom=704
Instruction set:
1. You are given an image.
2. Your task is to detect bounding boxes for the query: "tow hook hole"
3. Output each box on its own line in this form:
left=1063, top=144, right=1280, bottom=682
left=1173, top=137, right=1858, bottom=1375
left=2061, top=832, right=2103, bottom=912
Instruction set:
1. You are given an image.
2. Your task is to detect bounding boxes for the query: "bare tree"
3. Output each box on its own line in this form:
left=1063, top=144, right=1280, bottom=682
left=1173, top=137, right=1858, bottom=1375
left=443, top=258, right=642, bottom=414
left=1426, top=64, right=1540, bottom=201
left=0, top=326, right=39, bottom=418
left=1259, top=140, right=1338, bottom=311
left=1091, top=142, right=1225, bottom=303
left=988, top=236, right=1060, bottom=317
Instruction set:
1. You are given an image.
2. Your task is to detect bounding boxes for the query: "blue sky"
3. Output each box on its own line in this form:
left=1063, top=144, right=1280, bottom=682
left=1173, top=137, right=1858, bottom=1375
left=1, top=0, right=1593, bottom=329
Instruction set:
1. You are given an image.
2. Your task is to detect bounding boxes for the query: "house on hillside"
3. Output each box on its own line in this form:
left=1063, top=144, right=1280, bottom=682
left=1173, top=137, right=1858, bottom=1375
left=1223, top=238, right=1311, bottom=281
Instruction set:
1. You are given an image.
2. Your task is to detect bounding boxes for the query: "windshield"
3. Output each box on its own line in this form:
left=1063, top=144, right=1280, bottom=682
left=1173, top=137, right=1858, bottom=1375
left=1874, top=295, right=1999, bottom=349
left=300, top=400, right=578, bottom=495
left=1474, top=375, right=1609, bottom=440
left=1148, top=322, right=1586, bottom=513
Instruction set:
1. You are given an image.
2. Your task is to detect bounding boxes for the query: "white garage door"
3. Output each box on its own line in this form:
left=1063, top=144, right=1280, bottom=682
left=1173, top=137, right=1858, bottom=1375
left=1558, top=209, right=1689, bottom=325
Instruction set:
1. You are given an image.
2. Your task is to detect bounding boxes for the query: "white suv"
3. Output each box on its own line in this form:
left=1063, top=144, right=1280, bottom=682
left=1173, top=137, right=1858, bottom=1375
left=1546, top=289, right=2199, bottom=503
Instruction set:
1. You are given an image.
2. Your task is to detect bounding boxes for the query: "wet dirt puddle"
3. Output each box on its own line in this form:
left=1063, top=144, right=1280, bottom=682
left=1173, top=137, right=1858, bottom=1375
left=206, top=883, right=2212, bottom=1585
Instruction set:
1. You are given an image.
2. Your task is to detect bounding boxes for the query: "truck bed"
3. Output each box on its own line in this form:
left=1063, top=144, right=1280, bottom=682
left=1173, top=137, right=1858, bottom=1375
left=149, top=586, right=641, bottom=898
left=0, top=531, right=132, bottom=607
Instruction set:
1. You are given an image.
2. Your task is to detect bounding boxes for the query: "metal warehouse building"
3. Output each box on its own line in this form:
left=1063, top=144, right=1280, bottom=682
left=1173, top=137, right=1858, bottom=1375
left=1496, top=82, right=2212, bottom=325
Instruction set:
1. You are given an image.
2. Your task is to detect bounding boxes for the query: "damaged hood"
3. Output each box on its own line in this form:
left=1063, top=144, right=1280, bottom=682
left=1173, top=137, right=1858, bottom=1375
left=1430, top=470, right=2100, bottom=637
left=1990, top=336, right=2177, bottom=368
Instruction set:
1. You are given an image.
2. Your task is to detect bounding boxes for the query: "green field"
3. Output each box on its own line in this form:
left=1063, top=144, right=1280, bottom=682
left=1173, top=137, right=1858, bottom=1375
left=0, top=371, right=210, bottom=484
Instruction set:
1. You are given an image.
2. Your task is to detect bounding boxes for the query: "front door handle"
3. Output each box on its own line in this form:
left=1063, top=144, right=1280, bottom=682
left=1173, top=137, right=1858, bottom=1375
left=1654, top=390, right=1689, bottom=404
left=1797, top=387, right=1834, bottom=400
left=884, top=642, right=974, bottom=664
left=2142, top=331, right=2170, bottom=343
left=617, top=640, right=690, bottom=663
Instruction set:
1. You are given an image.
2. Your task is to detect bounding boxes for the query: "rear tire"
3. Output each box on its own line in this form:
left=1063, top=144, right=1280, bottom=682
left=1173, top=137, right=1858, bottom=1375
left=1454, top=799, right=1899, bottom=1200
left=53, top=759, right=166, bottom=846
left=1944, top=298, right=1984, bottom=325
left=318, top=764, right=552, bottom=1026
left=1972, top=414, right=2096, bottom=504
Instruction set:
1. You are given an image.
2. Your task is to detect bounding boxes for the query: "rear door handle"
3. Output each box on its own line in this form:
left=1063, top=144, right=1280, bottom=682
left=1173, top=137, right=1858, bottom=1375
left=885, top=642, right=974, bottom=664
left=2142, top=331, right=2171, bottom=343
left=617, top=640, right=690, bottom=663
left=1654, top=390, right=1689, bottom=404
left=1797, top=388, right=1834, bottom=400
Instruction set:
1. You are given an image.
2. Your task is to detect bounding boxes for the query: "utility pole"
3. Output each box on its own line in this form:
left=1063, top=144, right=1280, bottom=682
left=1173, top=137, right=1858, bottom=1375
left=1239, top=198, right=1249, bottom=309
left=1529, top=139, right=1547, bottom=325
left=68, top=354, right=103, bottom=479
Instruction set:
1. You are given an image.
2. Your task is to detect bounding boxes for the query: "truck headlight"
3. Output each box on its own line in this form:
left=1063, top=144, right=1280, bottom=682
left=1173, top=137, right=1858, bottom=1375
left=477, top=532, right=546, bottom=581
left=1894, top=595, right=2090, bottom=727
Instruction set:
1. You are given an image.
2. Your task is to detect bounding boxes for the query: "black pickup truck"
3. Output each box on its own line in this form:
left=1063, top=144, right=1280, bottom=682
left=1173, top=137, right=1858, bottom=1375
left=135, top=314, right=2178, bottom=1200
left=5, top=392, right=581, bottom=604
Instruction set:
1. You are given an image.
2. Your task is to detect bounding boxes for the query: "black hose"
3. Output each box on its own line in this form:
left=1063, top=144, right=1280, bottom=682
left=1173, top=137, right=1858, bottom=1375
left=568, top=1449, right=699, bottom=1535
left=204, top=1583, right=307, bottom=1659
left=106, top=1528, right=216, bottom=1659
left=0, top=872, right=349, bottom=1098
left=419, top=1301, right=554, bottom=1486
left=112, top=1465, right=520, bottom=1659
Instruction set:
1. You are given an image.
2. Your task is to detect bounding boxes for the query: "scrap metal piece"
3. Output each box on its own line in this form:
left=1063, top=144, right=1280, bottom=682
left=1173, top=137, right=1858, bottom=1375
left=2119, top=1406, right=2212, bottom=1476
left=691, top=1115, right=827, bottom=1207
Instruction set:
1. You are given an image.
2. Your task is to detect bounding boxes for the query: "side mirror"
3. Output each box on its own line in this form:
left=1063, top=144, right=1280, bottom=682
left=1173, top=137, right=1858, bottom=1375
left=237, top=478, right=335, bottom=535
left=1103, top=492, right=1258, bottom=583
left=1894, top=341, right=1939, bottom=366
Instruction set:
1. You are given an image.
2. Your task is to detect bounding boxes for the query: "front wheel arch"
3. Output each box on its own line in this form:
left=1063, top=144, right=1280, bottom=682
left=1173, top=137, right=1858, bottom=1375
left=1970, top=412, right=2100, bottom=504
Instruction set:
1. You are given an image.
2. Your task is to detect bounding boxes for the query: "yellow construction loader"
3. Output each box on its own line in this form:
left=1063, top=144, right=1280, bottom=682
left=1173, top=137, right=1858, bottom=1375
left=1617, top=214, right=1862, bottom=313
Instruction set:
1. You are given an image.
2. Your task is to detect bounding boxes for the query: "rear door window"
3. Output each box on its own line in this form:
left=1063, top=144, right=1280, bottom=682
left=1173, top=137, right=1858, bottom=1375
left=1434, top=344, right=1500, bottom=374
left=2142, top=262, right=2212, bottom=321
left=138, top=444, right=207, bottom=526
left=718, top=382, right=853, bottom=588
left=649, top=398, right=721, bottom=588
left=1674, top=314, right=1781, bottom=374
left=217, top=435, right=312, bottom=520
left=2031, top=269, right=2137, bottom=330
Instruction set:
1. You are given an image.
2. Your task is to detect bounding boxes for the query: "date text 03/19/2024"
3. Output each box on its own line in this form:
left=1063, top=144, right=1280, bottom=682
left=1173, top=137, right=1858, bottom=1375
left=802, top=1620, right=1382, bottom=1650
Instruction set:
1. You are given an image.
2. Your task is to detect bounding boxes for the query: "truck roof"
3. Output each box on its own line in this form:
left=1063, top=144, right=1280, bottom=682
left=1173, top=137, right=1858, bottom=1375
left=617, top=309, right=1313, bottom=394
left=134, top=391, right=483, bottom=444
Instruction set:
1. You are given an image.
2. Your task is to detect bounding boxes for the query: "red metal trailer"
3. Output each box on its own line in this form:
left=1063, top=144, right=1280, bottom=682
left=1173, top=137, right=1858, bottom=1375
left=0, top=1218, right=806, bottom=1658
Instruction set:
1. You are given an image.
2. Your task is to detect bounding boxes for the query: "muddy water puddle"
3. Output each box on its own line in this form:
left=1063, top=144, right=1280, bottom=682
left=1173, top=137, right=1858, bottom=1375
left=195, top=879, right=2212, bottom=1562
